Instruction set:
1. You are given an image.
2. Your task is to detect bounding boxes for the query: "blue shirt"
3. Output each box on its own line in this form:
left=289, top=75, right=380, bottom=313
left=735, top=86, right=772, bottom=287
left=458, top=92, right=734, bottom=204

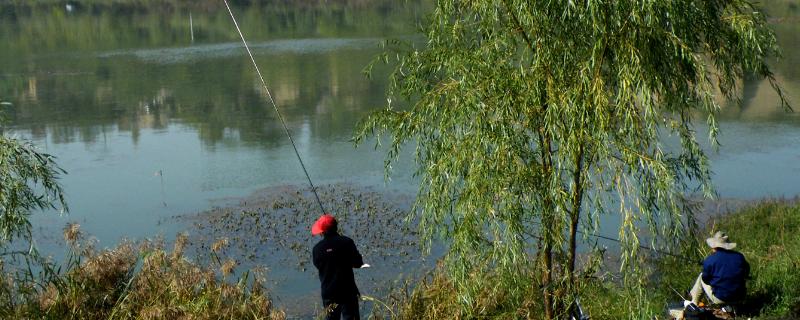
left=702, top=249, right=749, bottom=302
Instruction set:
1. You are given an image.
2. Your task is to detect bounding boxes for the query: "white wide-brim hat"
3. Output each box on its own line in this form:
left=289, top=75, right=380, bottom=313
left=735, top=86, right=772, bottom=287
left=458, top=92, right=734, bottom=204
left=706, top=231, right=737, bottom=250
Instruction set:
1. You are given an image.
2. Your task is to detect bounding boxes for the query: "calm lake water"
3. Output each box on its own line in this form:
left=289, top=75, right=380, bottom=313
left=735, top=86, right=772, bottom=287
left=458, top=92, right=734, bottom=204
left=1, top=2, right=425, bottom=241
left=1, top=1, right=799, bottom=317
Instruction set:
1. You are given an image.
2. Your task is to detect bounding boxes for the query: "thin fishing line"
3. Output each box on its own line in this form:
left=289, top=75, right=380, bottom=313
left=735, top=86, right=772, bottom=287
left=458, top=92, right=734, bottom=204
left=576, top=230, right=699, bottom=264
left=222, top=0, right=326, bottom=215
left=525, top=220, right=698, bottom=263
left=669, top=284, right=688, bottom=301
left=158, top=169, right=166, bottom=207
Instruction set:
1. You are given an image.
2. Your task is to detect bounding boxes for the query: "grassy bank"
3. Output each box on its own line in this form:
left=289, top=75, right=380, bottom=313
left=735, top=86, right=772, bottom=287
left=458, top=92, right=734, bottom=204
left=631, top=200, right=800, bottom=319
left=0, top=228, right=285, bottom=319
left=380, top=201, right=800, bottom=319
left=1, top=202, right=797, bottom=319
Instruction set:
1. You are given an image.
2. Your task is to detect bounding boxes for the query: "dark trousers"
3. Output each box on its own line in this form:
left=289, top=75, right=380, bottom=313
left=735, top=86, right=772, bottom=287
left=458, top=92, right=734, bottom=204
left=323, top=296, right=360, bottom=320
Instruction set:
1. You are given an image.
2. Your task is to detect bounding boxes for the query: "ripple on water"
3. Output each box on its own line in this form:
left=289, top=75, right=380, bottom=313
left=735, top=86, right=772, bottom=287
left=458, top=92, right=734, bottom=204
left=98, top=38, right=385, bottom=64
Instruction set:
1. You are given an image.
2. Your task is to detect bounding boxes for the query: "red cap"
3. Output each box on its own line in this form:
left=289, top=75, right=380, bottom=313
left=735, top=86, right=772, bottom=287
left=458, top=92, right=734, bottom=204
left=311, top=214, right=336, bottom=236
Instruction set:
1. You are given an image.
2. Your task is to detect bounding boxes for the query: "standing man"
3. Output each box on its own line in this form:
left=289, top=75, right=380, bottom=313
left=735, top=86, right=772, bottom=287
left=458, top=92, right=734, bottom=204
left=690, top=231, right=750, bottom=306
left=312, top=214, right=365, bottom=320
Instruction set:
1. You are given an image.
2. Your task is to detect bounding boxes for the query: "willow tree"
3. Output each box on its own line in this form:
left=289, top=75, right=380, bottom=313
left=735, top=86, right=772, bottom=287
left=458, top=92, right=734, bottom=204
left=357, top=0, right=787, bottom=318
left=0, top=109, right=67, bottom=246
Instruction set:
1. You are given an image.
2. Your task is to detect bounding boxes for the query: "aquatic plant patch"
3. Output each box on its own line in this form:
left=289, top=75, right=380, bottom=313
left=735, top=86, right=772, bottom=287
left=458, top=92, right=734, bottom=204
left=172, top=183, right=430, bottom=314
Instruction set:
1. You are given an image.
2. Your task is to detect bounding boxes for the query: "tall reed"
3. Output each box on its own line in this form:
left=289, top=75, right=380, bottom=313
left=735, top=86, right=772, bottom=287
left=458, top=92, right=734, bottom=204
left=0, top=225, right=286, bottom=319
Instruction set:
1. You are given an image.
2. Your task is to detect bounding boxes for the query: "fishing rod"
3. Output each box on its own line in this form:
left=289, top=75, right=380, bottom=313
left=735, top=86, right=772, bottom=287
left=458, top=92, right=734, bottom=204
left=576, top=230, right=701, bottom=264
left=222, top=0, right=326, bottom=215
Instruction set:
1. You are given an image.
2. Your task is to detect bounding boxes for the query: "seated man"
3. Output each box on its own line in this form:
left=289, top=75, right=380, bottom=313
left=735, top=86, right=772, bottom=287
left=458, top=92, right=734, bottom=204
left=691, top=231, right=750, bottom=306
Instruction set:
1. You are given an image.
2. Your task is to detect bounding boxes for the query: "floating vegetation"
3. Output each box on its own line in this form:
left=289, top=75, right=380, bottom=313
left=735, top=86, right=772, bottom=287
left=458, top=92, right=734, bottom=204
left=172, top=182, right=428, bottom=313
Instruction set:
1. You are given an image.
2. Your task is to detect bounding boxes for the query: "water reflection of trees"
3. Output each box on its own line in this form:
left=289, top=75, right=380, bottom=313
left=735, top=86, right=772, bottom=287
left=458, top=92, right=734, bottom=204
left=0, top=2, right=408, bottom=148
left=712, top=3, right=800, bottom=122
left=3, top=46, right=390, bottom=148
left=3, top=0, right=797, bottom=147
left=715, top=21, right=800, bottom=122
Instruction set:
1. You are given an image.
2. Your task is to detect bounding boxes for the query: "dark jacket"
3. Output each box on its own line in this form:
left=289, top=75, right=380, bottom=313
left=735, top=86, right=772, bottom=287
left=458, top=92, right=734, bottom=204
left=702, top=249, right=750, bottom=302
left=312, top=232, right=364, bottom=301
